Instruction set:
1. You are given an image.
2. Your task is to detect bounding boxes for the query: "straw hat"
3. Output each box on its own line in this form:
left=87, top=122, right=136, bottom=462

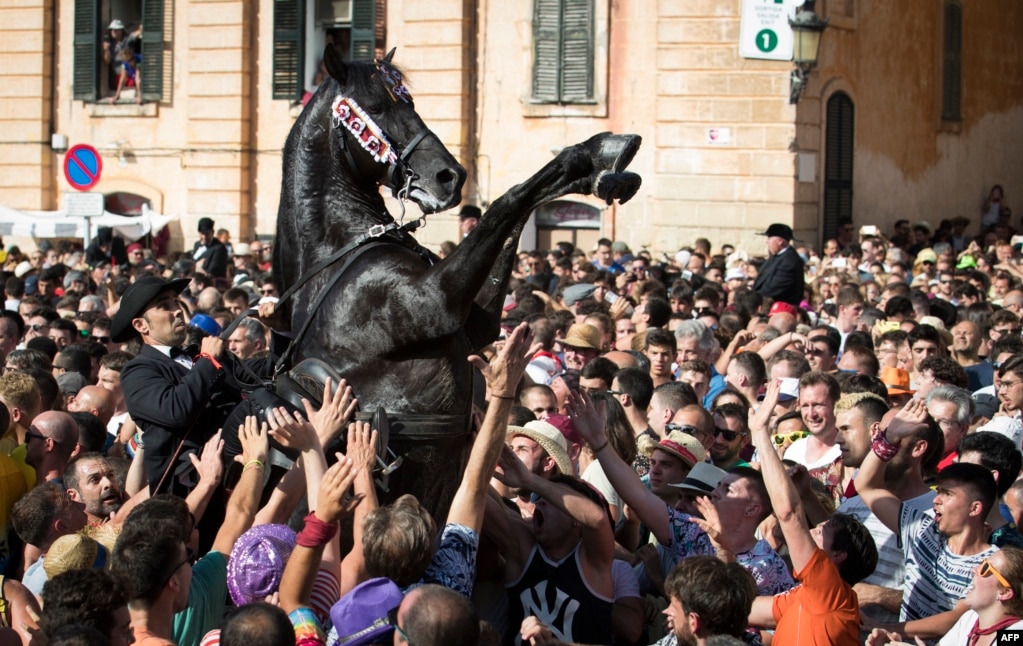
left=561, top=323, right=601, bottom=350
left=507, top=420, right=574, bottom=475
left=639, top=429, right=706, bottom=468
left=43, top=534, right=108, bottom=579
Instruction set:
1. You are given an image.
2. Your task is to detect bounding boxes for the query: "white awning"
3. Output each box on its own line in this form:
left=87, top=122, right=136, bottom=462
left=0, top=204, right=175, bottom=242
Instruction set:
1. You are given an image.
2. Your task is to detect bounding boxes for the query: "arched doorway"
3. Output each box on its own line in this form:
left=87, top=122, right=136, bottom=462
left=823, top=92, right=854, bottom=244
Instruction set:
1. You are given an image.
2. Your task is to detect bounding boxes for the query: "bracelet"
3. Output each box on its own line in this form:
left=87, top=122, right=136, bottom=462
left=242, top=459, right=265, bottom=473
left=871, top=429, right=901, bottom=462
left=197, top=352, right=222, bottom=370
left=491, top=394, right=516, bottom=400
left=592, top=439, right=610, bottom=454
left=296, top=511, right=339, bottom=548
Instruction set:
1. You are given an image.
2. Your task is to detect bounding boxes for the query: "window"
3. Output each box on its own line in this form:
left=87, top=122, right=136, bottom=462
left=272, top=0, right=381, bottom=102
left=531, top=0, right=594, bottom=104
left=941, top=0, right=962, bottom=121
left=73, top=0, right=170, bottom=103
left=823, top=93, right=854, bottom=244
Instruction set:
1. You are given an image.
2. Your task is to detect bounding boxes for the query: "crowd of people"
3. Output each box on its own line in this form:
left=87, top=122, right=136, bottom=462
left=0, top=200, right=1023, bottom=646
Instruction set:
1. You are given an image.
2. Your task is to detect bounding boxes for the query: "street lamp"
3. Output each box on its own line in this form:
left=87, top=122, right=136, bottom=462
left=789, top=0, right=828, bottom=104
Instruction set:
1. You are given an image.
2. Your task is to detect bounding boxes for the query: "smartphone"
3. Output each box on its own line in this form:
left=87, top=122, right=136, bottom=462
left=681, top=270, right=694, bottom=281
left=860, top=225, right=878, bottom=236
left=833, top=258, right=847, bottom=268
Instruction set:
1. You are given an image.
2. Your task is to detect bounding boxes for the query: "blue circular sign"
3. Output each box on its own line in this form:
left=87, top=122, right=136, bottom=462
left=64, top=144, right=103, bottom=191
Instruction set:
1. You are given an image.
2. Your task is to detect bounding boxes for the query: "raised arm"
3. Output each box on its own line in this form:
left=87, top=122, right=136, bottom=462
left=853, top=400, right=930, bottom=535
left=211, top=416, right=270, bottom=557
left=750, top=380, right=816, bottom=573
left=448, top=322, right=537, bottom=532
left=567, top=390, right=671, bottom=544
left=280, top=456, right=361, bottom=613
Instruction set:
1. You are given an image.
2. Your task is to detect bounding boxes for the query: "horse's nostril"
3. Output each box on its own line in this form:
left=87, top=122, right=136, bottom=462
left=436, top=168, right=456, bottom=185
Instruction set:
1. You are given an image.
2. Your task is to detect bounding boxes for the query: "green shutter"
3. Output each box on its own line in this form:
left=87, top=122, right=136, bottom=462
left=350, top=0, right=376, bottom=62
left=73, top=0, right=99, bottom=101
left=823, top=93, right=855, bottom=243
left=942, top=1, right=962, bottom=121
left=559, top=0, right=593, bottom=102
left=273, top=0, right=305, bottom=100
left=140, top=0, right=164, bottom=102
left=532, top=0, right=593, bottom=104
left=532, top=0, right=561, bottom=102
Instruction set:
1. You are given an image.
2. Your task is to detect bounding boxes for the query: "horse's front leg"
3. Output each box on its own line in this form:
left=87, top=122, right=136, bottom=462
left=412, top=133, right=642, bottom=341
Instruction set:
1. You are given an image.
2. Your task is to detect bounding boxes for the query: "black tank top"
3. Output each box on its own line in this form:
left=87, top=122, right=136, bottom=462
left=505, top=543, right=613, bottom=645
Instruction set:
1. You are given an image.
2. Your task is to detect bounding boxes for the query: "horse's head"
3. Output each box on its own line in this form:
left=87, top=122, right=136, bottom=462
left=323, top=46, right=466, bottom=214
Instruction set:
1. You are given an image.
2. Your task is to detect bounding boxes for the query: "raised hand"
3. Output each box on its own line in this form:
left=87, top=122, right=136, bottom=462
left=495, top=444, right=531, bottom=491
left=565, top=389, right=608, bottom=447
left=885, top=398, right=930, bottom=442
left=690, top=496, right=734, bottom=559
left=189, top=429, right=224, bottom=485
left=302, top=378, right=358, bottom=446
left=314, top=455, right=363, bottom=524
left=267, top=406, right=320, bottom=453
left=469, top=322, right=538, bottom=398
left=345, top=421, right=378, bottom=472
left=235, top=415, right=270, bottom=466
left=751, top=378, right=781, bottom=435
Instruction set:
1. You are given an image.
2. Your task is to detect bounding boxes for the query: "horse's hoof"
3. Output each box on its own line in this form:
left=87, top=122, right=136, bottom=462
left=594, top=171, right=642, bottom=205
left=591, top=134, right=642, bottom=175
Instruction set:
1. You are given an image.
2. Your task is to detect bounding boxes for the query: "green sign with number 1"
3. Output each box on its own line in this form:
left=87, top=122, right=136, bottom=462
left=755, top=28, right=778, bottom=53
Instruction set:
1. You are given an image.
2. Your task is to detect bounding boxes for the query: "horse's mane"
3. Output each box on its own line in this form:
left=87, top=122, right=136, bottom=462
left=307, top=57, right=414, bottom=116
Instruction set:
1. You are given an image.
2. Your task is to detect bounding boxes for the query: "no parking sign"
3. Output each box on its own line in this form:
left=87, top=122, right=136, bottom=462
left=63, top=144, right=103, bottom=191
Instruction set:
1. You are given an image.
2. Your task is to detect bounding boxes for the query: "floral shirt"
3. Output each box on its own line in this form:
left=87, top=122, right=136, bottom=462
left=666, top=506, right=794, bottom=595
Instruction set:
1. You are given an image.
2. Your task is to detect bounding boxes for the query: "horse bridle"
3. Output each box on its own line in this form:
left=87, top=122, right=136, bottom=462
left=331, top=95, right=433, bottom=206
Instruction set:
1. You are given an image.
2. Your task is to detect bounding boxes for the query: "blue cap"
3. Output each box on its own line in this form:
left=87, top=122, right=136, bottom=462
left=188, top=313, right=221, bottom=337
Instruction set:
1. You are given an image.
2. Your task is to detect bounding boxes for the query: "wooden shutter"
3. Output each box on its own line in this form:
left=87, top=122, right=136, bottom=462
left=559, top=0, right=593, bottom=102
left=272, top=0, right=305, bottom=100
left=942, top=1, right=962, bottom=121
left=73, top=0, right=99, bottom=101
left=823, top=93, right=855, bottom=243
left=350, top=0, right=376, bottom=62
left=140, top=0, right=165, bottom=102
left=532, top=0, right=561, bottom=102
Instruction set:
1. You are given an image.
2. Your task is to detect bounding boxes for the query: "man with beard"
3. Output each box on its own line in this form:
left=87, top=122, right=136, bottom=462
left=662, top=557, right=758, bottom=646
left=708, top=403, right=750, bottom=470
left=112, top=276, right=248, bottom=495
left=506, top=420, right=574, bottom=519
left=951, top=320, right=993, bottom=391
left=65, top=453, right=124, bottom=526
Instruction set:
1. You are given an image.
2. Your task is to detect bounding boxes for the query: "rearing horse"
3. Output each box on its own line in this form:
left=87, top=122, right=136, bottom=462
left=272, top=44, right=641, bottom=523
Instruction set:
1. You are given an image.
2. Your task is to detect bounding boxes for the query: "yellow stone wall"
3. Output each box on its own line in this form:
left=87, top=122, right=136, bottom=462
left=0, top=0, right=1020, bottom=257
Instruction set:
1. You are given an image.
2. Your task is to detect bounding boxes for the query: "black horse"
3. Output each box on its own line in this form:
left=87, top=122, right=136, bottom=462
left=271, top=44, right=641, bottom=523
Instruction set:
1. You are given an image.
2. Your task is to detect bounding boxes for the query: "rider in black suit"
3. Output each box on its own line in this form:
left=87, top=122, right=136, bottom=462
left=112, top=276, right=246, bottom=495
left=191, top=217, right=229, bottom=279
left=752, top=223, right=805, bottom=307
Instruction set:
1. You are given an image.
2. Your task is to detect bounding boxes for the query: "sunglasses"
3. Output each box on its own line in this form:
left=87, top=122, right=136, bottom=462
left=387, top=606, right=414, bottom=644
left=979, top=558, right=1012, bottom=588
left=25, top=429, right=47, bottom=443
left=665, top=423, right=709, bottom=439
left=772, top=430, right=810, bottom=445
left=260, top=288, right=276, bottom=295
left=30, top=323, right=49, bottom=332
left=714, top=427, right=745, bottom=442
left=92, top=336, right=111, bottom=344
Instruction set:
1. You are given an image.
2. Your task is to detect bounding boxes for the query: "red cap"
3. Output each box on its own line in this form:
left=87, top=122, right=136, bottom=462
left=127, top=243, right=144, bottom=254
left=769, top=301, right=799, bottom=317
left=545, top=414, right=582, bottom=446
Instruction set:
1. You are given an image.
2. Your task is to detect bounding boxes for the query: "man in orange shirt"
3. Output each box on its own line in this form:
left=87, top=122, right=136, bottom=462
left=743, top=380, right=879, bottom=645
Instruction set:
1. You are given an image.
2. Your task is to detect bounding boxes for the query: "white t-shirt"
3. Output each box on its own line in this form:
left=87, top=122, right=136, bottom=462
left=581, top=460, right=622, bottom=523
left=783, top=436, right=842, bottom=470
left=941, top=609, right=1023, bottom=645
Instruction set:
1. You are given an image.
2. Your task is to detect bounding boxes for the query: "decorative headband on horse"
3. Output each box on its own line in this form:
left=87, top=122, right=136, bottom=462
left=330, top=48, right=413, bottom=166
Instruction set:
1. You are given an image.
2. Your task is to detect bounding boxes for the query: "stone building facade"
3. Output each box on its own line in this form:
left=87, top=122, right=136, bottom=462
left=0, top=0, right=1020, bottom=255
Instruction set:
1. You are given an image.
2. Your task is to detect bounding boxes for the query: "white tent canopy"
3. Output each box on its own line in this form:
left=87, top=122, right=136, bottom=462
left=0, top=204, right=175, bottom=242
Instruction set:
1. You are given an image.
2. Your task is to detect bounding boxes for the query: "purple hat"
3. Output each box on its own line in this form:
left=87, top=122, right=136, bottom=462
left=226, top=524, right=296, bottom=606
left=329, top=577, right=403, bottom=646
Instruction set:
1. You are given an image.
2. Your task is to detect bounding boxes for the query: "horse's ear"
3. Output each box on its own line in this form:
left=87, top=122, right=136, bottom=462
left=323, top=44, right=348, bottom=85
left=384, top=47, right=396, bottom=63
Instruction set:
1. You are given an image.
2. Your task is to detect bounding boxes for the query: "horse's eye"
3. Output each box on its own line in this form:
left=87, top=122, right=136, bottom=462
left=366, top=102, right=384, bottom=115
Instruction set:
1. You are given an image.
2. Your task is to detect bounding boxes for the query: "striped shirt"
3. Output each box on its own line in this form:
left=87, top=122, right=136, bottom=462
left=899, top=504, right=998, bottom=621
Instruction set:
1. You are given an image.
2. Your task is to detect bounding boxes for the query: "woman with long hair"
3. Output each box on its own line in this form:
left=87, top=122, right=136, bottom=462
left=578, top=391, right=637, bottom=523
